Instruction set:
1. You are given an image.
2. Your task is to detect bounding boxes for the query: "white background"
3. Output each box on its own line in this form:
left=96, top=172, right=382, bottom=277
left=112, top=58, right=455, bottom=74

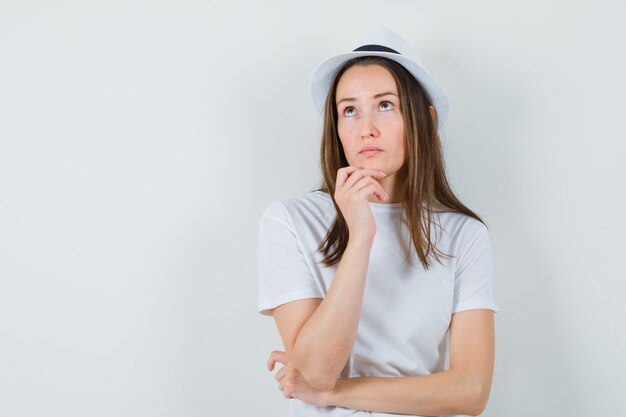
left=1, top=1, right=625, bottom=416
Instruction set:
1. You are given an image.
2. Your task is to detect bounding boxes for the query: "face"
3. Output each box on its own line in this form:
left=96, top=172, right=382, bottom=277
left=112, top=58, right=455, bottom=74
left=335, top=64, right=405, bottom=175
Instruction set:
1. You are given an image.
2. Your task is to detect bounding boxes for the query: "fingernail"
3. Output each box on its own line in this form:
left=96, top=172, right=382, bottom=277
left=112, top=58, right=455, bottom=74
left=380, top=171, right=387, bottom=176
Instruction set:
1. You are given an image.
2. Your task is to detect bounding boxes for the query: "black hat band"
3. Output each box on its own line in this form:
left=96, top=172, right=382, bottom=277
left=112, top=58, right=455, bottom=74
left=353, top=44, right=400, bottom=54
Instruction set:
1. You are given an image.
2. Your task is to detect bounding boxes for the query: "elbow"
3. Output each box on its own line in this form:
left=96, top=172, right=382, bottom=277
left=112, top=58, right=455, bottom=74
left=301, top=370, right=338, bottom=391
left=466, top=402, right=487, bottom=416
left=291, top=343, right=346, bottom=392
left=464, top=380, right=491, bottom=416
left=466, top=403, right=486, bottom=417
left=450, top=368, right=491, bottom=416
left=295, top=355, right=340, bottom=391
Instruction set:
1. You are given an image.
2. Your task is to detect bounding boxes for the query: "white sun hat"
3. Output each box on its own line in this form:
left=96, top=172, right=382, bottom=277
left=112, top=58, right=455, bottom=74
left=310, top=27, right=449, bottom=131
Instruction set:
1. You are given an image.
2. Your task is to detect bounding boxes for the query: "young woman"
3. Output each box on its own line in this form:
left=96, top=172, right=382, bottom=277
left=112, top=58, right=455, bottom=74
left=258, top=27, right=499, bottom=417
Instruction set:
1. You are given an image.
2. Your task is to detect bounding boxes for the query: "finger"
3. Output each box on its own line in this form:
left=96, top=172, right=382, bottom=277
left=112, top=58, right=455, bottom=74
left=336, top=166, right=360, bottom=189
left=280, top=378, right=294, bottom=399
left=274, top=362, right=290, bottom=381
left=281, top=376, right=294, bottom=398
left=267, top=350, right=288, bottom=371
left=267, top=353, right=278, bottom=371
left=267, top=356, right=286, bottom=372
left=337, top=166, right=384, bottom=185
left=356, top=183, right=388, bottom=202
left=335, top=167, right=386, bottom=202
left=343, top=169, right=387, bottom=191
left=352, top=176, right=389, bottom=201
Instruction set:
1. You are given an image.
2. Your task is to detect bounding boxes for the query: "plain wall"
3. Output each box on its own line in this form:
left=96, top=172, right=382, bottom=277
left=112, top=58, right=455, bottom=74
left=1, top=1, right=624, bottom=416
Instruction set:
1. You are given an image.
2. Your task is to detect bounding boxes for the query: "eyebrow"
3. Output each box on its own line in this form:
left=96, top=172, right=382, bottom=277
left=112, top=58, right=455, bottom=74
left=336, top=91, right=398, bottom=107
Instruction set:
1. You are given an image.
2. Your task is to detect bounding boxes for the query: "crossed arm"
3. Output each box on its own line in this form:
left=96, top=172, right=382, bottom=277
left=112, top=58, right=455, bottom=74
left=268, top=308, right=495, bottom=416
left=267, top=234, right=495, bottom=415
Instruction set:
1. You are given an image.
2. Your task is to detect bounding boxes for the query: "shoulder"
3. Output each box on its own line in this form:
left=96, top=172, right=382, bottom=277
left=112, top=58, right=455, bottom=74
left=434, top=210, right=489, bottom=248
left=260, top=190, right=335, bottom=227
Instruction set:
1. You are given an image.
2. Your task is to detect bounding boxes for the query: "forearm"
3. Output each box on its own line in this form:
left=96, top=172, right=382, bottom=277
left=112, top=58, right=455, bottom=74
left=291, top=237, right=372, bottom=390
left=326, top=369, right=488, bottom=417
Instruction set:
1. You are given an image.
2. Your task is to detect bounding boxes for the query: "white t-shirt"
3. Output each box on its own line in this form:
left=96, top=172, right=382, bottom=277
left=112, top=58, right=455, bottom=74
left=257, top=190, right=499, bottom=417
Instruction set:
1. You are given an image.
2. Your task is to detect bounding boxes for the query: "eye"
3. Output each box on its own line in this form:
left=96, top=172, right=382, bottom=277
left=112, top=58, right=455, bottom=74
left=343, top=106, right=356, bottom=117
left=379, top=101, right=394, bottom=111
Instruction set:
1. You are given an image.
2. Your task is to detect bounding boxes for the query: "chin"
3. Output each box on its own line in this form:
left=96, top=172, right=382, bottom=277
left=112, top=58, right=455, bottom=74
left=355, top=159, right=382, bottom=168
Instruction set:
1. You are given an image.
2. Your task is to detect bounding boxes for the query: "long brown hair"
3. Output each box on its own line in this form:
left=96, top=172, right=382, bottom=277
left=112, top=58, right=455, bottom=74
left=312, top=56, right=486, bottom=270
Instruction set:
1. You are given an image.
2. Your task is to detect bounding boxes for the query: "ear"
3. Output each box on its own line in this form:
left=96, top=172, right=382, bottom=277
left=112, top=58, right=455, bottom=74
left=429, top=105, right=436, bottom=121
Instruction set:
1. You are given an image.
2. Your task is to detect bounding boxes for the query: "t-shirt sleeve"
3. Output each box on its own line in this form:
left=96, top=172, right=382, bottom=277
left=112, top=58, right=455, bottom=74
left=452, top=222, right=500, bottom=314
left=257, top=201, right=324, bottom=317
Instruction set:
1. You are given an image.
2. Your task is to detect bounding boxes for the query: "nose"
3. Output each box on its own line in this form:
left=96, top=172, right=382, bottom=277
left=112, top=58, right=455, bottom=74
left=359, top=110, right=380, bottom=138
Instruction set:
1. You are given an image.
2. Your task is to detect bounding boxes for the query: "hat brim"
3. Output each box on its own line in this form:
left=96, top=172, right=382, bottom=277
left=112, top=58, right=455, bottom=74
left=310, top=50, right=449, bottom=131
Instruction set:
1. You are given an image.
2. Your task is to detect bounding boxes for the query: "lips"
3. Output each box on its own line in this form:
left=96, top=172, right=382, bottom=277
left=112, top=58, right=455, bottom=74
left=359, top=146, right=382, bottom=153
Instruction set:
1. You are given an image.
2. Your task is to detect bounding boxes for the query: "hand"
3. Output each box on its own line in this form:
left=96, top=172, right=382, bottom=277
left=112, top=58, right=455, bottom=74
left=267, top=350, right=333, bottom=408
left=334, top=166, right=388, bottom=241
